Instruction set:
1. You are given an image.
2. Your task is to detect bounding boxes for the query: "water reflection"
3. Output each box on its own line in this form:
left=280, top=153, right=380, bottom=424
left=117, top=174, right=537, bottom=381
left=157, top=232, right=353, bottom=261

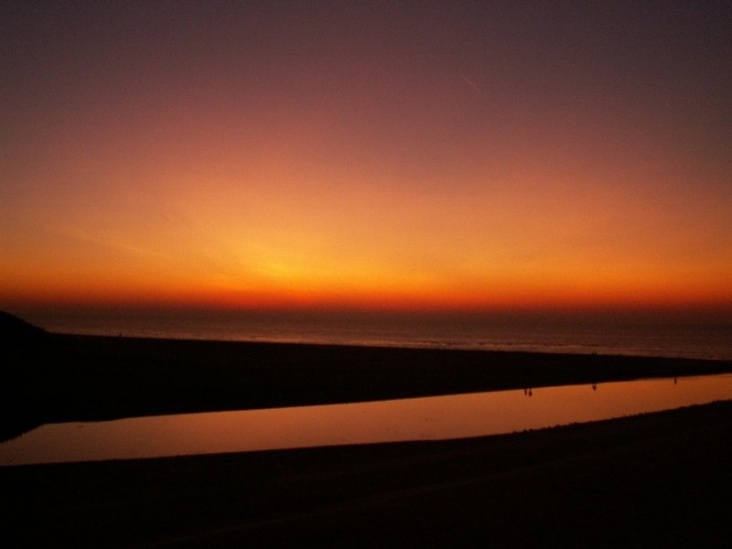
left=2, top=374, right=731, bottom=466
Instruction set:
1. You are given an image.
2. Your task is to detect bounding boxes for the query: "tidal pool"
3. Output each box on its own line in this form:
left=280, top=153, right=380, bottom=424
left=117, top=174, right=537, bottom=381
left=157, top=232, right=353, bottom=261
left=2, top=374, right=731, bottom=466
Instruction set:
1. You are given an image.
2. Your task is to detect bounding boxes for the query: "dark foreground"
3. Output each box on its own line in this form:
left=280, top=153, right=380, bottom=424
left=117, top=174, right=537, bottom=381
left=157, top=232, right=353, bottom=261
left=2, top=312, right=732, bottom=546
left=2, top=401, right=732, bottom=548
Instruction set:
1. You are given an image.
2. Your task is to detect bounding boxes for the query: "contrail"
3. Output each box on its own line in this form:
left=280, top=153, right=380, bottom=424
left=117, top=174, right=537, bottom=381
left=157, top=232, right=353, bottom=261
left=461, top=74, right=483, bottom=95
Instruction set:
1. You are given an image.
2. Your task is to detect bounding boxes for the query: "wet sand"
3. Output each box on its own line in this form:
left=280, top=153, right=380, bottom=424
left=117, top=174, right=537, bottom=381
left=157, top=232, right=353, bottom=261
left=2, top=325, right=732, bottom=546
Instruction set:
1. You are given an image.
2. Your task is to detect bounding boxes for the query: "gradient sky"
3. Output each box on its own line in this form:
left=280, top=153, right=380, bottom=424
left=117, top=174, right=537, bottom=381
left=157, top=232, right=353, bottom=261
left=2, top=1, right=731, bottom=316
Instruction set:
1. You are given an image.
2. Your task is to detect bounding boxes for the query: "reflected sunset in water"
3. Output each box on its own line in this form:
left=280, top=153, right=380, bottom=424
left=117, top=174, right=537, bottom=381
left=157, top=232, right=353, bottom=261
left=3, top=374, right=731, bottom=466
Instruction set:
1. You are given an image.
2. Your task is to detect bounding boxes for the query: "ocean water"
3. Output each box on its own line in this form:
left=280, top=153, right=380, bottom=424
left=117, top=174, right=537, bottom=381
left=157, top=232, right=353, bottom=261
left=23, top=310, right=732, bottom=361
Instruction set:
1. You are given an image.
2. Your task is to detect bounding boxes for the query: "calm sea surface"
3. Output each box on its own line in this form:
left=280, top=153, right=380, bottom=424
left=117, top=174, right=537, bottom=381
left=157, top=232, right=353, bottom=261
left=24, top=310, right=732, bottom=361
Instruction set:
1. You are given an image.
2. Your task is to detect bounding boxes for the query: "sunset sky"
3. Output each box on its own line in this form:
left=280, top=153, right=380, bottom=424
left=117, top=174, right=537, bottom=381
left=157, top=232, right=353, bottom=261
left=2, top=1, right=731, bottom=317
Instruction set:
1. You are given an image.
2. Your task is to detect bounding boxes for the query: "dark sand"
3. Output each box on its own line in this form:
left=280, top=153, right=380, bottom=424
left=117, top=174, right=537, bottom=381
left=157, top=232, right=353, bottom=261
left=3, top=401, right=732, bottom=548
left=2, top=316, right=732, bottom=547
left=4, top=331, right=732, bottom=436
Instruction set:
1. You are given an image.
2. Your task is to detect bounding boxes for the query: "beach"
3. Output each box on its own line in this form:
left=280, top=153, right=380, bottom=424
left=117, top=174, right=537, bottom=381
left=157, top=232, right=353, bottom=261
left=2, top=317, right=732, bottom=547
left=3, top=401, right=732, bottom=547
left=5, top=330, right=732, bottom=434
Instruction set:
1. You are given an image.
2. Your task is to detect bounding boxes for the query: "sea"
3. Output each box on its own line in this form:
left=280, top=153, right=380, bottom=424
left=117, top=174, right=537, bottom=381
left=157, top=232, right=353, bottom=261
left=20, top=309, right=732, bottom=361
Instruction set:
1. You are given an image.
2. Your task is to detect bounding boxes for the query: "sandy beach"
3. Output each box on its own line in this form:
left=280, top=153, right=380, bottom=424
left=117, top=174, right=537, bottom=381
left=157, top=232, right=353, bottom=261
left=2, top=400, right=731, bottom=548
left=5, top=328, right=732, bottom=435
left=2, top=315, right=732, bottom=547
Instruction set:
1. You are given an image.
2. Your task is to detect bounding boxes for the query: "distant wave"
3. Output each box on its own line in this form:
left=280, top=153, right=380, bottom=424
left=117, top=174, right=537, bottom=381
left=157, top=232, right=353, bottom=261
left=24, top=312, right=732, bottom=361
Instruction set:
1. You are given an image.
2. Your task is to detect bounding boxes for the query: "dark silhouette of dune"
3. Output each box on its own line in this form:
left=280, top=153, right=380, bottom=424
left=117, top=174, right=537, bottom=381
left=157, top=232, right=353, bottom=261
left=0, top=310, right=47, bottom=343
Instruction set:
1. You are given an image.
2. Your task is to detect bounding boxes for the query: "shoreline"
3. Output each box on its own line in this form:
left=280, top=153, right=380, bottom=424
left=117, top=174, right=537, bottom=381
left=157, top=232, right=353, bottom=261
left=4, top=330, right=732, bottom=441
left=37, top=326, right=732, bottom=362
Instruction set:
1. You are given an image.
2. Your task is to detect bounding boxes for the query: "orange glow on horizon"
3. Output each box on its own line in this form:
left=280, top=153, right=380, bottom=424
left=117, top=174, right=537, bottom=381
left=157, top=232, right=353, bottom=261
left=2, top=4, right=731, bottom=319
left=3, top=257, right=731, bottom=317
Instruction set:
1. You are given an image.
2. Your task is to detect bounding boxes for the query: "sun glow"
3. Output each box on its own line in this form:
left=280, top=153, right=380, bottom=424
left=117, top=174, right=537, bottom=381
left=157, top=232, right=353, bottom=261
left=2, top=3, right=730, bottom=319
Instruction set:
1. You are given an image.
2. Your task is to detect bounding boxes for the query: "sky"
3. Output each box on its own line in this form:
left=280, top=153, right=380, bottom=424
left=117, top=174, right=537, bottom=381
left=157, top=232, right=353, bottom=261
left=2, top=1, right=731, bottom=318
